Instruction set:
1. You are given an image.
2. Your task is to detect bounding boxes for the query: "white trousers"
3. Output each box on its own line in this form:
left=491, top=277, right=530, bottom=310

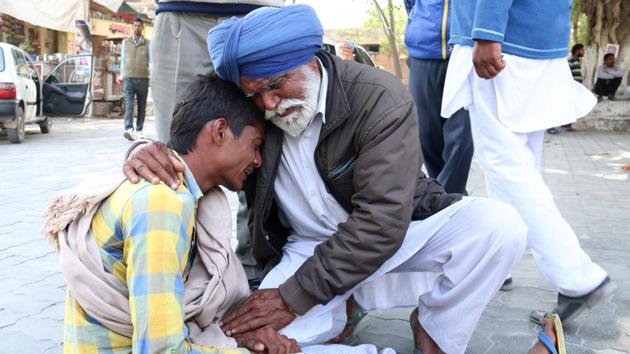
left=261, top=198, right=527, bottom=354
left=466, top=74, right=607, bottom=297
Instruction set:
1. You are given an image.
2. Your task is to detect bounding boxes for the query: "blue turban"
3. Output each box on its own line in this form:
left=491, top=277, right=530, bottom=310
left=207, top=4, right=323, bottom=86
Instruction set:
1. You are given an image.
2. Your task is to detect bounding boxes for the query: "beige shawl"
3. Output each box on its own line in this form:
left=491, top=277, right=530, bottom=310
left=43, top=171, right=250, bottom=347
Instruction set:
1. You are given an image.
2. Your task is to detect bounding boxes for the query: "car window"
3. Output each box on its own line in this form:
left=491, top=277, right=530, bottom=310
left=0, top=48, right=4, bottom=72
left=353, top=48, right=375, bottom=67
left=12, top=49, right=29, bottom=77
left=46, top=56, right=92, bottom=84
left=26, top=56, right=37, bottom=78
left=322, top=43, right=337, bottom=56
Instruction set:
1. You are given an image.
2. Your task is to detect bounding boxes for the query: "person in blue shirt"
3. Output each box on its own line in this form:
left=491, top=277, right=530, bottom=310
left=403, top=0, right=473, bottom=195
left=441, top=0, right=613, bottom=326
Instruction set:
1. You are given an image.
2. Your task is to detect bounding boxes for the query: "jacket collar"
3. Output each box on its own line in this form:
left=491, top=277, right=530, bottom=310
left=315, top=51, right=352, bottom=140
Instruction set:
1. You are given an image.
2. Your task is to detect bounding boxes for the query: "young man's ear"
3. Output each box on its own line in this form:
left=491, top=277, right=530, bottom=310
left=208, top=118, right=229, bottom=145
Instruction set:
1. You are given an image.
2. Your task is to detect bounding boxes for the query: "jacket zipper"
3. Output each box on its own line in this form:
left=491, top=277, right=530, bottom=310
left=260, top=134, right=284, bottom=257
left=441, top=0, right=449, bottom=60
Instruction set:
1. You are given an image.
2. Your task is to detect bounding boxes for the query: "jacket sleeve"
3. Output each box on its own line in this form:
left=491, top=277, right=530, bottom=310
left=471, top=0, right=515, bottom=43
left=279, top=100, right=419, bottom=315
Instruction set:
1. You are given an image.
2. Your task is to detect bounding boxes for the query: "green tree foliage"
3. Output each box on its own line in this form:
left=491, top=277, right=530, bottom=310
left=362, top=0, right=407, bottom=56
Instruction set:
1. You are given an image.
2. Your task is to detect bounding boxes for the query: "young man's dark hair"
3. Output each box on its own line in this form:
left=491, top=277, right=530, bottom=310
left=604, top=53, right=615, bottom=61
left=133, top=17, right=144, bottom=25
left=169, top=75, right=264, bottom=154
left=571, top=44, right=584, bottom=55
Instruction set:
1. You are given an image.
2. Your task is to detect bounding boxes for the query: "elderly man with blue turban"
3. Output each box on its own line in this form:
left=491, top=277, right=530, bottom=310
left=124, top=5, right=527, bottom=354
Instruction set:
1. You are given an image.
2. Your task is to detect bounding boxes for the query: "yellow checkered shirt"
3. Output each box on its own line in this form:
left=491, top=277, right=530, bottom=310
left=63, top=165, right=249, bottom=354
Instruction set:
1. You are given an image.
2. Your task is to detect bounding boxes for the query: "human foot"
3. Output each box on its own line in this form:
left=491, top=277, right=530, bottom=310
left=410, top=308, right=444, bottom=354
left=528, top=319, right=556, bottom=354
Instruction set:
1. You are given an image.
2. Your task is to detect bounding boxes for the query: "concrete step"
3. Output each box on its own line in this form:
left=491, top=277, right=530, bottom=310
left=575, top=97, right=630, bottom=132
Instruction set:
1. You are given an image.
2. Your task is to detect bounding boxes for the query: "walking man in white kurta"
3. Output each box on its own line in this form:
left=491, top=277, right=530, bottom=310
left=124, top=5, right=527, bottom=353
left=442, top=0, right=613, bottom=325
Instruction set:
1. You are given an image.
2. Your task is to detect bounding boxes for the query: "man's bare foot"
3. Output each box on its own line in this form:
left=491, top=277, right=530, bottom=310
left=528, top=319, right=556, bottom=354
left=410, top=308, right=444, bottom=354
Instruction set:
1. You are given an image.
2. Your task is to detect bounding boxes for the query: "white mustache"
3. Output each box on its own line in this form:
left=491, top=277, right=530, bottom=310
left=265, top=98, right=308, bottom=120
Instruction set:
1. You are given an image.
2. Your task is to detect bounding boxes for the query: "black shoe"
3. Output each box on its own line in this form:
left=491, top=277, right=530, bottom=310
left=529, top=276, right=616, bottom=324
left=608, top=95, right=616, bottom=101
left=546, top=127, right=561, bottom=135
left=500, top=277, right=514, bottom=291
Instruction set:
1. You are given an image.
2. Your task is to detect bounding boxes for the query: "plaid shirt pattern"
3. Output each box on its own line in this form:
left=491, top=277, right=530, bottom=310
left=63, top=164, right=249, bottom=354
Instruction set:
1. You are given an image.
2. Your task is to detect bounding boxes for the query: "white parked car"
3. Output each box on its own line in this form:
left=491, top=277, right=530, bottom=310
left=322, top=40, right=379, bottom=68
left=0, top=43, right=92, bottom=143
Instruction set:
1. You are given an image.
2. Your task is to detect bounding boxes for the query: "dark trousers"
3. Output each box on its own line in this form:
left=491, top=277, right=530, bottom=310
left=408, top=57, right=474, bottom=194
left=594, top=77, right=622, bottom=97
left=123, top=77, right=149, bottom=131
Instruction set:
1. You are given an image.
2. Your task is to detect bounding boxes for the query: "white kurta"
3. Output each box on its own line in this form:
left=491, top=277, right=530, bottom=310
left=442, top=46, right=596, bottom=132
left=261, top=61, right=528, bottom=354
left=441, top=45, right=607, bottom=297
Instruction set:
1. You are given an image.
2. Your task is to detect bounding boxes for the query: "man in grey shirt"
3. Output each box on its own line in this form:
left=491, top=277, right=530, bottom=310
left=594, top=53, right=624, bottom=101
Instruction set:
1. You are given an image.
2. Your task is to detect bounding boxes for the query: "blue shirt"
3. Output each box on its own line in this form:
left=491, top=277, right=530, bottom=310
left=449, top=0, right=573, bottom=59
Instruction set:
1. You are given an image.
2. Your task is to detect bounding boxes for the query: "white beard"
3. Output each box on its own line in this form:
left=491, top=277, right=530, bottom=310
left=265, top=66, right=321, bottom=137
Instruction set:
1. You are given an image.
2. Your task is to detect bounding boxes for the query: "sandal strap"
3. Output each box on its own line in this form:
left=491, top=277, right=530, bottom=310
left=537, top=329, right=558, bottom=354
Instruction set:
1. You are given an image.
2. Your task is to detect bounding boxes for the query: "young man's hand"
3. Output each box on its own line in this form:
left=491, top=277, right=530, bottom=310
left=234, top=326, right=300, bottom=354
left=472, top=40, right=505, bottom=79
left=220, top=289, right=296, bottom=336
left=123, top=141, right=184, bottom=189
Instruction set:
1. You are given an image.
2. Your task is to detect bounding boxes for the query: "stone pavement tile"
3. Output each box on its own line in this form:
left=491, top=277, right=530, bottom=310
left=348, top=308, right=415, bottom=354
left=484, top=333, right=538, bottom=354
left=2, top=330, right=59, bottom=354
left=6, top=315, right=63, bottom=342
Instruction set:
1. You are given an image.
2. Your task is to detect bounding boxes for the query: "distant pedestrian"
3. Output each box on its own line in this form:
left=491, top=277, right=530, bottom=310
left=549, top=43, right=585, bottom=134
left=594, top=53, right=624, bottom=102
left=119, top=18, right=150, bottom=141
left=568, top=44, right=585, bottom=83
left=443, top=0, right=613, bottom=325
left=404, top=0, right=473, bottom=194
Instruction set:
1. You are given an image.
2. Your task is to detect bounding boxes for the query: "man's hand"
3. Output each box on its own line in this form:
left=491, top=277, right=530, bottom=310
left=472, top=40, right=505, bottom=79
left=220, top=289, right=296, bottom=336
left=123, top=141, right=184, bottom=190
left=234, top=326, right=300, bottom=354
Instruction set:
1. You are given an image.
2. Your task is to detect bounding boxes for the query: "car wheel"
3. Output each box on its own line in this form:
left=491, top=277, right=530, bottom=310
left=39, top=116, right=52, bottom=134
left=7, top=106, right=25, bottom=144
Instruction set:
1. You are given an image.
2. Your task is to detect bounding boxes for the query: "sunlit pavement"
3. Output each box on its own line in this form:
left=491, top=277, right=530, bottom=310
left=1, top=117, right=628, bottom=353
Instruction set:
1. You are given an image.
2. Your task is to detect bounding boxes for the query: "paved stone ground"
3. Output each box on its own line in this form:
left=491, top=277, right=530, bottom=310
left=1, top=117, right=628, bottom=353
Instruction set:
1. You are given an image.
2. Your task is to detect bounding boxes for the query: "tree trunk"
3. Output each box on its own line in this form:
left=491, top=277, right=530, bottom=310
left=374, top=0, right=403, bottom=79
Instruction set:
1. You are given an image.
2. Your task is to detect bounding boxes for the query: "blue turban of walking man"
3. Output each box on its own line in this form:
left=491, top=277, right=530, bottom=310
left=207, top=4, right=324, bottom=86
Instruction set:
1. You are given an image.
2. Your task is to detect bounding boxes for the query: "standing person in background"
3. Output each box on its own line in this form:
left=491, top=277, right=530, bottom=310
left=548, top=43, right=585, bottom=134
left=442, top=0, right=613, bottom=325
left=594, top=53, right=624, bottom=102
left=563, top=43, right=585, bottom=131
left=404, top=0, right=473, bottom=194
left=568, top=43, right=585, bottom=84
left=119, top=18, right=150, bottom=141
